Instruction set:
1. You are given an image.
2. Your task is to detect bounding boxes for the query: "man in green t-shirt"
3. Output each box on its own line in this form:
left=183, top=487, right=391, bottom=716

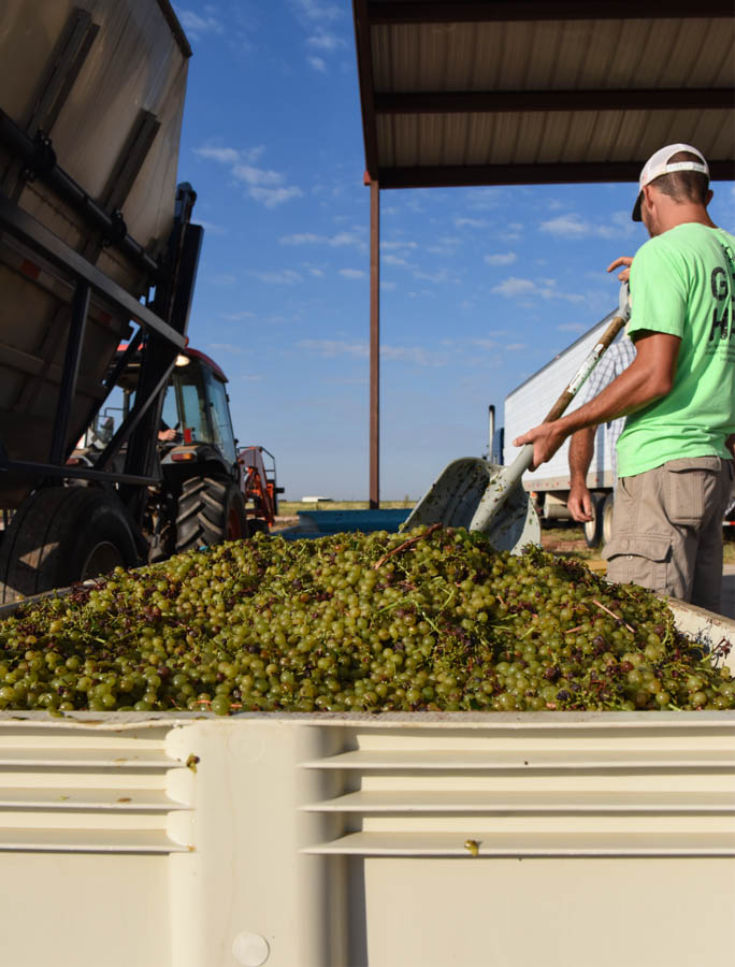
left=514, top=144, right=735, bottom=612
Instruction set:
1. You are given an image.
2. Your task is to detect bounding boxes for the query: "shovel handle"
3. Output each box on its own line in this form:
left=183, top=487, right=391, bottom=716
left=542, top=311, right=628, bottom=424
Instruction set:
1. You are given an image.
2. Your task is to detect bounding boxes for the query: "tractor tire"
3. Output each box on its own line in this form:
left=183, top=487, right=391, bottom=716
left=583, top=493, right=604, bottom=548
left=0, top=487, right=139, bottom=604
left=174, top=477, right=247, bottom=554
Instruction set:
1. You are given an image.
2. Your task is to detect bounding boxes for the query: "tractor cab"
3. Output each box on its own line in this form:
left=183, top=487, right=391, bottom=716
left=158, top=349, right=239, bottom=476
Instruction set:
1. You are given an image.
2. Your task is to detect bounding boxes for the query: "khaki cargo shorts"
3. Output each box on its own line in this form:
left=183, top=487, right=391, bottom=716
left=603, top=456, right=734, bottom=612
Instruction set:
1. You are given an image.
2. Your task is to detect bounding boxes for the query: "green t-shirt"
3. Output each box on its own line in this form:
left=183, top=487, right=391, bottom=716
left=616, top=223, right=735, bottom=477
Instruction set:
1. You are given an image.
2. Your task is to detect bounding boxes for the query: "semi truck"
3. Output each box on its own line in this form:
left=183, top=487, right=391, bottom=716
left=0, top=0, right=279, bottom=603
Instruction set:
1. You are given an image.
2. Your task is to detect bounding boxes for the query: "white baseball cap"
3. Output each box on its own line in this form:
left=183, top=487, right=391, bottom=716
left=632, top=143, right=709, bottom=221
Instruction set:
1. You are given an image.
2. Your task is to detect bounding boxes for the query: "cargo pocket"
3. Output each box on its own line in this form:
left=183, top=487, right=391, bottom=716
left=662, top=460, right=719, bottom=526
left=603, top=533, right=671, bottom=594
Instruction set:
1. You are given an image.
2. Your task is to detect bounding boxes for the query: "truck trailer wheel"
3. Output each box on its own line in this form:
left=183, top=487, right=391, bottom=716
left=583, top=493, right=604, bottom=548
left=174, top=477, right=247, bottom=553
left=0, top=487, right=139, bottom=604
left=601, top=493, right=615, bottom=546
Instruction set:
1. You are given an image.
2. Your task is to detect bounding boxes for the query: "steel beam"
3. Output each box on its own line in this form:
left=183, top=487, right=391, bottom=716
left=369, top=177, right=380, bottom=509
left=367, top=2, right=735, bottom=24
left=375, top=88, right=735, bottom=115
left=379, top=159, right=735, bottom=190
left=49, top=280, right=91, bottom=465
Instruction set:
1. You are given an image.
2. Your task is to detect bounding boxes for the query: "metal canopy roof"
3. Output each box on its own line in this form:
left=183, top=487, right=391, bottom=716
left=353, top=1, right=735, bottom=189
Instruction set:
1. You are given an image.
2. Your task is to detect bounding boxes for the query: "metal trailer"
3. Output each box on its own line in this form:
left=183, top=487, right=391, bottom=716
left=0, top=597, right=732, bottom=967
left=0, top=0, right=198, bottom=522
left=0, top=2, right=285, bottom=602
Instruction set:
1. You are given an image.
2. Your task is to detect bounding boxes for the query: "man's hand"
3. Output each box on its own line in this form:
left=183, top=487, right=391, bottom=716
left=567, top=479, right=593, bottom=522
left=607, top=256, right=633, bottom=283
left=513, top=421, right=567, bottom=471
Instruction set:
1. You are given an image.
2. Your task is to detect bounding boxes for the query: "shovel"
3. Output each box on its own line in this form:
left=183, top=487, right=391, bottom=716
left=404, top=290, right=631, bottom=553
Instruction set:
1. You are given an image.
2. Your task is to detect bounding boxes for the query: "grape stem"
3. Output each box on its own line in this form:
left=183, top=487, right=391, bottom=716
left=373, top=523, right=442, bottom=569
left=592, top=598, right=634, bottom=632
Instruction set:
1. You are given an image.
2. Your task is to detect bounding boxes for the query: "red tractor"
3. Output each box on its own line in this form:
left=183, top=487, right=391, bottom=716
left=72, top=345, right=282, bottom=559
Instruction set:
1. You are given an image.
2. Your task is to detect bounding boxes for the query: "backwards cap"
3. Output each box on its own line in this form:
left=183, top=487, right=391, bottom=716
left=632, top=143, right=709, bottom=221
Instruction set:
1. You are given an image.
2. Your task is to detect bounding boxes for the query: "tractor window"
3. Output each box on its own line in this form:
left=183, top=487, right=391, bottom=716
left=161, top=385, right=179, bottom=433
left=202, top=369, right=237, bottom=464
left=167, top=367, right=210, bottom=443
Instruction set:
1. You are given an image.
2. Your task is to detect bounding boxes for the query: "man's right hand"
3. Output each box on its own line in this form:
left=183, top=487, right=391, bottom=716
left=567, top=480, right=594, bottom=523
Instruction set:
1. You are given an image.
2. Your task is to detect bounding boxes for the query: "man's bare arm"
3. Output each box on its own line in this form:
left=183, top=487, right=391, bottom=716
left=567, top=426, right=596, bottom=522
left=514, top=331, right=680, bottom=469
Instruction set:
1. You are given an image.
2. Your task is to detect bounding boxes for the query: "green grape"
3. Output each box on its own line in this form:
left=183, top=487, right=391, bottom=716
left=0, top=528, right=732, bottom=715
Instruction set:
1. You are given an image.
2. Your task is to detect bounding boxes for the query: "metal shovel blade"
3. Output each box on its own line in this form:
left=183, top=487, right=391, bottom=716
left=404, top=456, right=540, bottom=553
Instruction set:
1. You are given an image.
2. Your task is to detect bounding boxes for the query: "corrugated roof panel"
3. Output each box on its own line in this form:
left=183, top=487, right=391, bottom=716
left=371, top=18, right=735, bottom=93
left=357, top=4, right=734, bottom=186
left=379, top=108, right=735, bottom=172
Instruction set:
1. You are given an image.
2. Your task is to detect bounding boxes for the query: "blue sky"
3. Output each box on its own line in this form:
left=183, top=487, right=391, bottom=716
left=172, top=1, right=735, bottom=501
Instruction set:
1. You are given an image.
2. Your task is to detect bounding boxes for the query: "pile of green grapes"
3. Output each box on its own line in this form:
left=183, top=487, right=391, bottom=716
left=0, top=526, right=733, bottom=715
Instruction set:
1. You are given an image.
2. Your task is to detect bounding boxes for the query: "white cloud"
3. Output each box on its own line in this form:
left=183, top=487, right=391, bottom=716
left=308, top=56, right=327, bottom=72
left=252, top=269, right=304, bottom=285
left=381, top=346, right=446, bottom=366
left=540, top=213, right=590, bottom=238
left=249, top=185, right=303, bottom=207
left=492, top=277, right=536, bottom=298
left=221, top=310, right=255, bottom=321
left=280, top=231, right=363, bottom=249
left=454, top=217, right=487, bottom=229
left=194, top=146, right=241, bottom=165
left=232, top=164, right=282, bottom=187
left=492, top=276, right=585, bottom=304
left=540, top=211, right=636, bottom=240
left=506, top=343, right=527, bottom=351
left=177, top=10, right=224, bottom=38
left=339, top=268, right=366, bottom=279
left=193, top=143, right=301, bottom=208
left=298, top=339, right=367, bottom=358
left=307, top=31, right=346, bottom=51
left=383, top=254, right=408, bottom=266
left=382, top=240, right=417, bottom=252
left=484, top=252, right=517, bottom=267
left=499, top=222, right=524, bottom=242
left=465, top=187, right=504, bottom=210
left=557, top=323, right=587, bottom=333
left=412, top=268, right=456, bottom=284
left=291, top=0, right=342, bottom=23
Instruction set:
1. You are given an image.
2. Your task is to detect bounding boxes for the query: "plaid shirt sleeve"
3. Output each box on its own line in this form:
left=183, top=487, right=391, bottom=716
left=577, top=337, right=636, bottom=407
